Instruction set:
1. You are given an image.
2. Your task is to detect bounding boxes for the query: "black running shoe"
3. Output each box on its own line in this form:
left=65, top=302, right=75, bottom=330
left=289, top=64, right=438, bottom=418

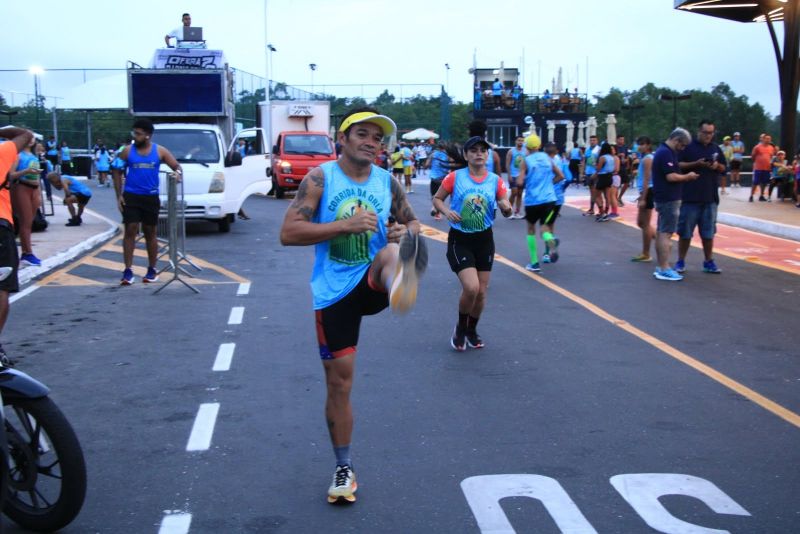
left=466, top=330, right=484, bottom=349
left=450, top=325, right=467, bottom=352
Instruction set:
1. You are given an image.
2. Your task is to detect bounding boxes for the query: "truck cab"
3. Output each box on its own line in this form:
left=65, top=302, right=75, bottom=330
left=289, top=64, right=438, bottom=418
left=268, top=131, right=335, bottom=198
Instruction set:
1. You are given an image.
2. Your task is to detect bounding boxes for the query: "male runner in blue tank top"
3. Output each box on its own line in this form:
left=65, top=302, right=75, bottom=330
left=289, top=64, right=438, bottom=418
left=280, top=108, right=427, bottom=504
left=112, top=119, right=182, bottom=285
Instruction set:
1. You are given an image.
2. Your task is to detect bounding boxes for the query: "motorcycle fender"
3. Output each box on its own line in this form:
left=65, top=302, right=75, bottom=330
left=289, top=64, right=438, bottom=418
left=0, top=368, right=50, bottom=400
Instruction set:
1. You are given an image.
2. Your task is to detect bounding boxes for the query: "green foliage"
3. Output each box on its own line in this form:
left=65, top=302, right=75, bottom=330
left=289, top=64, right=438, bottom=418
left=592, top=82, right=773, bottom=150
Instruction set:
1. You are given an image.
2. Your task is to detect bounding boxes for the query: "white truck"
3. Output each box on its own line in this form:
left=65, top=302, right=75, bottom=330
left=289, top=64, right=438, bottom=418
left=229, top=100, right=334, bottom=199
left=127, top=67, right=268, bottom=232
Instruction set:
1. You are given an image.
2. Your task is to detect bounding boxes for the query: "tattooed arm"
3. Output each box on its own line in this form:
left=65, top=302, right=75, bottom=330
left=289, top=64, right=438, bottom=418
left=280, top=168, right=379, bottom=246
left=389, top=178, right=421, bottom=240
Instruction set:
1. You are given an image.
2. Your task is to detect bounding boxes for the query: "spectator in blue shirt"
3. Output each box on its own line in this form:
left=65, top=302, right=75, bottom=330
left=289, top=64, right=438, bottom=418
left=492, top=78, right=503, bottom=109
left=651, top=128, right=698, bottom=281
left=675, top=120, right=726, bottom=275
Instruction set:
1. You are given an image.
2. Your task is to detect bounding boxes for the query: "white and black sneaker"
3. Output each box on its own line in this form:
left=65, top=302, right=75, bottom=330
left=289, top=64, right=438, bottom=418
left=327, top=464, right=357, bottom=504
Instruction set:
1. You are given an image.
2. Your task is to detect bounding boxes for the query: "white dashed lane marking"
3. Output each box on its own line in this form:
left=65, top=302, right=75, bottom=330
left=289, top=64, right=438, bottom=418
left=158, top=512, right=192, bottom=534
left=212, top=343, right=235, bottom=372
left=237, top=282, right=250, bottom=296
left=186, top=403, right=220, bottom=452
left=227, top=307, right=244, bottom=325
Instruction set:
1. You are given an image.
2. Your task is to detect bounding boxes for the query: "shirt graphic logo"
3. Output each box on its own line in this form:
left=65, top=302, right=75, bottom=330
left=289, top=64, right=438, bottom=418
left=329, top=198, right=373, bottom=265
left=460, top=193, right=489, bottom=232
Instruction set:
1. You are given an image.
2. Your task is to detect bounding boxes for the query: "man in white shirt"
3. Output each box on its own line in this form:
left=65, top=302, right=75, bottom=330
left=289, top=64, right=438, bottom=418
left=164, top=13, right=191, bottom=48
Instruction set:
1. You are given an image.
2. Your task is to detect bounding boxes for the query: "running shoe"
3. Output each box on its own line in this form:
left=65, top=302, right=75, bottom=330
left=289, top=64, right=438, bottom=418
left=703, top=259, right=721, bottom=274
left=546, top=237, right=560, bottom=263
left=0, top=266, right=13, bottom=281
left=542, top=254, right=551, bottom=264
left=748, top=196, right=754, bottom=202
left=19, top=253, right=42, bottom=267
left=450, top=325, right=467, bottom=352
left=390, top=230, right=427, bottom=313
left=606, top=213, right=620, bottom=219
left=618, top=199, right=625, bottom=207
left=120, top=268, right=135, bottom=286
left=327, top=464, right=357, bottom=504
left=525, top=262, right=541, bottom=273
left=675, top=259, right=686, bottom=273
left=630, top=254, right=652, bottom=263
left=143, top=267, right=160, bottom=283
left=582, top=210, right=595, bottom=217
left=65, top=217, right=81, bottom=227
left=597, top=214, right=609, bottom=222
left=430, top=208, right=437, bottom=217
left=466, top=329, right=485, bottom=349
left=0, top=344, right=14, bottom=367
left=758, top=196, right=767, bottom=202
left=653, top=268, right=683, bottom=281
left=433, top=213, right=442, bottom=221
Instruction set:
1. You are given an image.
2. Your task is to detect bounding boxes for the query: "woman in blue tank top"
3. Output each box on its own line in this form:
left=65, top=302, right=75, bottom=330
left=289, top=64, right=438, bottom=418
left=432, top=136, right=512, bottom=352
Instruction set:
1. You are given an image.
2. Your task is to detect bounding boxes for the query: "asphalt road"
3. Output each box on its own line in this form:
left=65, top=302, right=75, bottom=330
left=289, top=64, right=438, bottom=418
left=3, top=182, right=798, bottom=533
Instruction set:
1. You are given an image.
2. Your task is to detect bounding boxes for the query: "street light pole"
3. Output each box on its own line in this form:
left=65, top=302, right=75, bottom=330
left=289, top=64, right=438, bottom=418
left=29, top=66, right=44, bottom=131
left=659, top=93, right=691, bottom=129
left=445, top=63, right=450, bottom=95
left=309, top=63, right=317, bottom=96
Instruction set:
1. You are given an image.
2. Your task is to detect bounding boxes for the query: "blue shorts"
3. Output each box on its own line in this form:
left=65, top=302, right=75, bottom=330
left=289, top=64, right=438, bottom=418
left=678, top=202, right=717, bottom=240
left=753, top=170, right=771, bottom=185
left=655, top=200, right=681, bottom=234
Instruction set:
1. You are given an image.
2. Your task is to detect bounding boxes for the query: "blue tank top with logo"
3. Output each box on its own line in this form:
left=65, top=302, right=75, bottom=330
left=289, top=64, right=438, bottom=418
left=311, top=161, right=392, bottom=310
left=509, top=147, right=525, bottom=178
left=523, top=152, right=557, bottom=206
left=124, top=144, right=161, bottom=196
left=637, top=153, right=654, bottom=192
left=448, top=167, right=499, bottom=233
left=60, top=146, right=71, bottom=161
left=96, top=150, right=111, bottom=171
left=429, top=150, right=450, bottom=180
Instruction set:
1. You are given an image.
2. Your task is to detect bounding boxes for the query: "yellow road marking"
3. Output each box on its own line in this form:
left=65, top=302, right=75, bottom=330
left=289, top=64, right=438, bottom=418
left=37, top=238, right=250, bottom=287
left=420, top=223, right=800, bottom=429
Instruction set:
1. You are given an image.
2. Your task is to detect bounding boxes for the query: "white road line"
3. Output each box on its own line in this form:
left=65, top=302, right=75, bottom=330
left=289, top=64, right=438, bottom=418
left=10, top=285, right=39, bottom=303
left=186, top=403, right=220, bottom=452
left=237, top=282, right=251, bottom=296
left=213, top=343, right=235, bottom=372
left=158, top=512, right=192, bottom=534
left=228, top=307, right=244, bottom=325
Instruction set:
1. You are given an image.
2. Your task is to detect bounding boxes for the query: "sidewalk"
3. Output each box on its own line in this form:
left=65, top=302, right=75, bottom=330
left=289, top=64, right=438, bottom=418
left=715, top=184, right=799, bottom=242
left=17, top=187, right=119, bottom=287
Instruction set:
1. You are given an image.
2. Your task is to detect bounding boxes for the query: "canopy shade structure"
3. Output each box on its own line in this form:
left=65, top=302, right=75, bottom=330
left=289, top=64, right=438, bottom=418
left=401, top=128, right=439, bottom=141
left=58, top=74, right=128, bottom=110
left=675, top=0, right=800, bottom=153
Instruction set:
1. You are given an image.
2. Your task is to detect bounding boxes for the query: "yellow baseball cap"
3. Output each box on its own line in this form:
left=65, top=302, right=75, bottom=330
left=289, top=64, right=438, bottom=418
left=338, top=111, right=397, bottom=137
left=525, top=134, right=541, bottom=150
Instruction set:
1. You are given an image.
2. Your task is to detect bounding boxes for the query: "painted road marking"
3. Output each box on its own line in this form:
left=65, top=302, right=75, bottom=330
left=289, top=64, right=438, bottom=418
left=213, top=343, right=235, bottom=372
left=228, top=307, right=244, bottom=325
left=237, top=282, right=251, bottom=296
left=35, top=239, right=250, bottom=287
left=158, top=512, right=192, bottom=534
left=420, top=224, right=800, bottom=429
left=9, top=285, right=39, bottom=303
left=462, top=473, right=750, bottom=533
left=564, top=200, right=800, bottom=276
left=186, top=403, right=220, bottom=452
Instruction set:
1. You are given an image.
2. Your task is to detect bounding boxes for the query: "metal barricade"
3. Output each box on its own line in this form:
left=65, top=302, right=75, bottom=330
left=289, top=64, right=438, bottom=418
left=154, top=172, right=200, bottom=294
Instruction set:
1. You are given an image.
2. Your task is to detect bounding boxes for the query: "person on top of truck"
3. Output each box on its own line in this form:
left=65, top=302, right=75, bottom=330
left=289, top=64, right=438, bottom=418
left=164, top=13, right=191, bottom=48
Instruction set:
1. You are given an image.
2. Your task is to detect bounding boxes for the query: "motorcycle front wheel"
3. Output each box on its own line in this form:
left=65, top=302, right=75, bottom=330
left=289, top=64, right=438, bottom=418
left=3, top=396, right=87, bottom=532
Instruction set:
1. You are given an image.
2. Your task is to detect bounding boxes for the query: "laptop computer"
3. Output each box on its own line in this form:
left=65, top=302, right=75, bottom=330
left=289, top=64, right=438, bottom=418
left=182, top=27, right=203, bottom=41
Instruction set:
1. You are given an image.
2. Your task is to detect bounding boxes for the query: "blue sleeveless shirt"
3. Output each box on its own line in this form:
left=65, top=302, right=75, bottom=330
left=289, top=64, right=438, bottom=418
left=486, top=148, right=496, bottom=173
left=124, top=144, right=161, bottom=196
left=448, top=167, right=499, bottom=233
left=637, top=153, right=654, bottom=192
left=311, top=161, right=392, bottom=310
left=523, top=152, right=557, bottom=206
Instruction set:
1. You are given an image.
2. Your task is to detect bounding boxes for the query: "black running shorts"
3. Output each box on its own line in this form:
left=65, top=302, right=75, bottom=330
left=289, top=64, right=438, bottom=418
left=0, top=223, right=19, bottom=293
left=315, top=268, right=388, bottom=360
left=596, top=173, right=613, bottom=190
left=122, top=192, right=160, bottom=226
left=429, top=178, right=443, bottom=197
left=446, top=227, right=494, bottom=273
left=524, top=202, right=557, bottom=226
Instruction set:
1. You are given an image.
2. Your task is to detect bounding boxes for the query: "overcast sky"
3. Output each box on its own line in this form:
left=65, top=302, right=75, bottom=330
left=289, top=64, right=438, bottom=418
left=0, top=0, right=788, bottom=116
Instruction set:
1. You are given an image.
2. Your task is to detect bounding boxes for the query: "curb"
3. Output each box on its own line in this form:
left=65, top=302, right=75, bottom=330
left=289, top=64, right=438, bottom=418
left=717, top=212, right=800, bottom=243
left=18, top=208, right=120, bottom=287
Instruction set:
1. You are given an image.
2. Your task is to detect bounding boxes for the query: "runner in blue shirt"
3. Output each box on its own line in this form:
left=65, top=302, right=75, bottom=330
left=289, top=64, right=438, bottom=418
left=425, top=143, right=451, bottom=220
left=47, top=173, right=93, bottom=226
left=505, top=136, right=526, bottom=218
left=516, top=135, right=564, bottom=272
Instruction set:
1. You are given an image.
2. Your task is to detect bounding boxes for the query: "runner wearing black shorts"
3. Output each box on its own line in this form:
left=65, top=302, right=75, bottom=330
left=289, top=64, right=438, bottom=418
left=433, top=136, right=512, bottom=352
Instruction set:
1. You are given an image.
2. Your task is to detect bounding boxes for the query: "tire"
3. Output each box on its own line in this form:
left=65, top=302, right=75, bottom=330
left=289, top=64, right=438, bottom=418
left=3, top=396, right=86, bottom=532
left=273, top=177, right=285, bottom=199
left=218, top=216, right=231, bottom=233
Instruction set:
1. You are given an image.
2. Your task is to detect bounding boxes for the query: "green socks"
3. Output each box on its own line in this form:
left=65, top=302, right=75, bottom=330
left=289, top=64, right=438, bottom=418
left=526, top=235, right=538, bottom=264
